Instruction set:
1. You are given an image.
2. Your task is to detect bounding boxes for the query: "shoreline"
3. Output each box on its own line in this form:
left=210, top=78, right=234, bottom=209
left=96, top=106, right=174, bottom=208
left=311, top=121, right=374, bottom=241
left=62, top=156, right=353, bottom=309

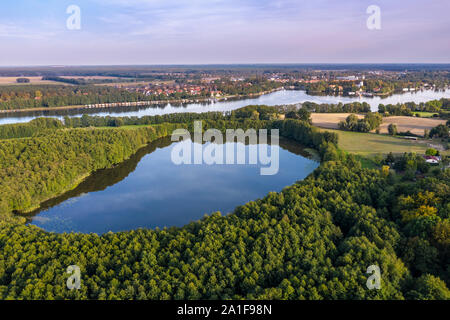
left=0, top=87, right=448, bottom=118
left=0, top=88, right=284, bottom=115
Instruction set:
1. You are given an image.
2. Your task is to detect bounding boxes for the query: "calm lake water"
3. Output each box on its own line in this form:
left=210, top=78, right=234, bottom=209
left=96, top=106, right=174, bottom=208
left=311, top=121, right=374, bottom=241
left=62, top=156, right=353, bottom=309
left=2, top=89, right=449, bottom=125
left=26, top=137, right=318, bottom=234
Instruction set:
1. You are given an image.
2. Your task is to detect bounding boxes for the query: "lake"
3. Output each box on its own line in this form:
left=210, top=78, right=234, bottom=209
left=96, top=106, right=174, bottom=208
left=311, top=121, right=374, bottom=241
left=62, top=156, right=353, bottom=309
left=25, top=136, right=319, bottom=234
left=1, top=88, right=449, bottom=125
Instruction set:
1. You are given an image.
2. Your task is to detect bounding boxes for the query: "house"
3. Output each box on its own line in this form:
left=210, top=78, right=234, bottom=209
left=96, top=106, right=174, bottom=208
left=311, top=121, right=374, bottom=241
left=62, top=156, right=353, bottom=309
left=424, top=155, right=441, bottom=164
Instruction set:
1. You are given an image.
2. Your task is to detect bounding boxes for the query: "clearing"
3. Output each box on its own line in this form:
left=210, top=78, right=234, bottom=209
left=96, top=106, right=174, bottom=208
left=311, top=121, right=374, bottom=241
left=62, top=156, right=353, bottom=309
left=311, top=113, right=446, bottom=136
left=0, top=76, right=67, bottom=85
left=320, top=128, right=448, bottom=157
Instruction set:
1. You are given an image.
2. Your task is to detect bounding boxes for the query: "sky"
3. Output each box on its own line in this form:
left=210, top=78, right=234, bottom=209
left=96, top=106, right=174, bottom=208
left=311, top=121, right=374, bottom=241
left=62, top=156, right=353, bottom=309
left=0, top=0, right=449, bottom=65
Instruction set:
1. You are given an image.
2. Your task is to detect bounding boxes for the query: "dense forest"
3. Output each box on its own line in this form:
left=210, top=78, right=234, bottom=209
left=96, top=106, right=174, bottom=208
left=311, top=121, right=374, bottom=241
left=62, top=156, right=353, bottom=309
left=0, top=107, right=448, bottom=300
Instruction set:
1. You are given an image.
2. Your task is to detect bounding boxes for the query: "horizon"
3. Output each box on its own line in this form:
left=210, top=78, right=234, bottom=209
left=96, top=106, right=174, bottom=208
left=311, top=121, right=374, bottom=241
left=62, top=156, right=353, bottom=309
left=1, top=63, right=450, bottom=68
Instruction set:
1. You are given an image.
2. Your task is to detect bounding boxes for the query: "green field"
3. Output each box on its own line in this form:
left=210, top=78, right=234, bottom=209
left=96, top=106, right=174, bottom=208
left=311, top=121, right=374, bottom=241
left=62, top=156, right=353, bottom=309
left=322, top=128, right=441, bottom=157
left=413, top=112, right=439, bottom=118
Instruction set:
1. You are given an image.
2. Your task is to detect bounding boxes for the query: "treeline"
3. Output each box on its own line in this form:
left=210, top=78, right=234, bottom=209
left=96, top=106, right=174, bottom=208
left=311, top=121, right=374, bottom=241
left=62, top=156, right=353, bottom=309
left=0, top=118, right=64, bottom=139
left=42, top=76, right=122, bottom=85
left=214, top=77, right=283, bottom=95
left=0, top=161, right=448, bottom=299
left=0, top=85, right=210, bottom=111
left=302, top=101, right=371, bottom=113
left=0, top=85, right=152, bottom=110
left=0, top=105, right=302, bottom=140
left=0, top=79, right=283, bottom=111
left=378, top=98, right=450, bottom=116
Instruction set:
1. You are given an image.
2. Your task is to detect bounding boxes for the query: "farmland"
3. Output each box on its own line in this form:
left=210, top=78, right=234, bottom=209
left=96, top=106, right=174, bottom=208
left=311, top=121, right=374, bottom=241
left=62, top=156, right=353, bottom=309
left=378, top=116, right=446, bottom=136
left=320, top=128, right=448, bottom=157
left=311, top=113, right=446, bottom=136
left=0, top=76, right=66, bottom=85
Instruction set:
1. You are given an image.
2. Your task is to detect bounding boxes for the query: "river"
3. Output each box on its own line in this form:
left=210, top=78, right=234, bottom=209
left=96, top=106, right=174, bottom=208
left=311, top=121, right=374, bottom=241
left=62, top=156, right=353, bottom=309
left=1, top=89, right=449, bottom=125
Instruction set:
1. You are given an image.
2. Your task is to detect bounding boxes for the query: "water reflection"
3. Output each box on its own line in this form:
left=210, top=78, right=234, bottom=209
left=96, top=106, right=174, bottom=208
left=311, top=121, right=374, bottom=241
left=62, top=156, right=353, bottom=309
left=2, top=89, right=449, bottom=125
left=22, top=136, right=318, bottom=234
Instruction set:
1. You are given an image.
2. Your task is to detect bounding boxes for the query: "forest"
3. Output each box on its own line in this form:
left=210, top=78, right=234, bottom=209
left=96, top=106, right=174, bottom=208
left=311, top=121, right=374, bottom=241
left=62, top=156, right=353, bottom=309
left=0, top=85, right=210, bottom=110
left=0, top=107, right=448, bottom=300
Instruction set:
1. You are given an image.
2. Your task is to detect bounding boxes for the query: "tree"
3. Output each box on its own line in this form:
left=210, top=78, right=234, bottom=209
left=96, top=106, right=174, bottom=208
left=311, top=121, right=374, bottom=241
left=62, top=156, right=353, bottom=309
left=429, top=124, right=449, bottom=138
left=382, top=165, right=390, bottom=177
left=388, top=123, right=398, bottom=136
left=386, top=152, right=395, bottom=164
left=406, top=274, right=450, bottom=300
left=297, top=108, right=312, bottom=124
left=16, top=78, right=30, bottom=83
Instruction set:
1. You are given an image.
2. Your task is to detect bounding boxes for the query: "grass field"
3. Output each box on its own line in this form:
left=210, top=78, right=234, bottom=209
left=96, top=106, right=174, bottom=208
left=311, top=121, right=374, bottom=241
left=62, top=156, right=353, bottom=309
left=311, top=113, right=446, bottom=136
left=96, top=80, right=175, bottom=87
left=321, top=128, right=448, bottom=157
left=310, top=113, right=364, bottom=129
left=413, top=112, right=439, bottom=118
left=59, top=76, right=120, bottom=80
left=379, top=116, right=446, bottom=136
left=0, top=76, right=66, bottom=85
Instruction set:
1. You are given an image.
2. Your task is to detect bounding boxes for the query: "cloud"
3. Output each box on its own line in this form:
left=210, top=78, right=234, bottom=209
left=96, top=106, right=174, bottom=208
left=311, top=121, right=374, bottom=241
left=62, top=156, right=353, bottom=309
left=0, top=23, right=57, bottom=39
left=0, top=0, right=449, bottom=64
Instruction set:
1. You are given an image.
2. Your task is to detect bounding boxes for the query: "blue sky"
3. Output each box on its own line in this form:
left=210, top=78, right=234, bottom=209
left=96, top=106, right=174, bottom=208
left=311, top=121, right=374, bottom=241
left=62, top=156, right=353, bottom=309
left=0, top=0, right=449, bottom=65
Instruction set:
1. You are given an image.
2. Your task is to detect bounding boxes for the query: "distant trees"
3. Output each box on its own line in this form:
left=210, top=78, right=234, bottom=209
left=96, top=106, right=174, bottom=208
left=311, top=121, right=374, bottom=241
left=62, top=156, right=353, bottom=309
left=16, top=78, right=30, bottom=83
left=302, top=101, right=371, bottom=113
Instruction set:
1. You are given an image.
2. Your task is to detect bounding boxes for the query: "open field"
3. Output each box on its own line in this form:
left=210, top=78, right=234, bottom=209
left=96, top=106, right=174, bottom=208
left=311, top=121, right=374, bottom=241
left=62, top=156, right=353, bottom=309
left=413, top=112, right=439, bottom=118
left=95, top=80, right=175, bottom=87
left=311, top=113, right=446, bottom=136
left=310, top=113, right=363, bottom=129
left=0, top=76, right=66, bottom=85
left=379, top=116, right=446, bottom=136
left=321, top=128, right=449, bottom=157
left=58, top=76, right=121, bottom=80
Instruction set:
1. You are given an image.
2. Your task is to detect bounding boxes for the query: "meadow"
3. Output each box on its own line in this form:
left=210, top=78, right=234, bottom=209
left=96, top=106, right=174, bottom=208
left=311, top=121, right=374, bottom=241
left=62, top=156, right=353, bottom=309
left=311, top=113, right=446, bottom=136
left=321, top=128, right=447, bottom=157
